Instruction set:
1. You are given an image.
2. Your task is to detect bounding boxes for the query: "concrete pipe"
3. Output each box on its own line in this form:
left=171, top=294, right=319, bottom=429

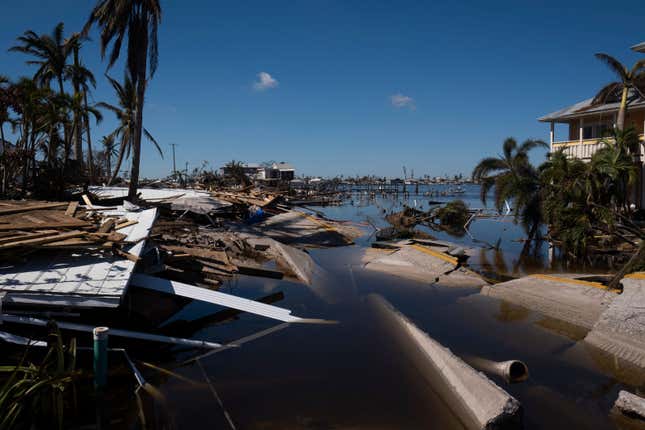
left=462, top=356, right=529, bottom=384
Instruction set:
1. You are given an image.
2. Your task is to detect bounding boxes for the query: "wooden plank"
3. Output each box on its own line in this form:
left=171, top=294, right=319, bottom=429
left=65, top=201, right=79, bottom=216
left=0, top=231, right=85, bottom=250
left=114, top=248, right=141, bottom=263
left=0, top=230, right=60, bottom=245
left=0, top=211, right=90, bottom=231
left=82, top=194, right=94, bottom=208
left=98, top=218, right=116, bottom=233
left=115, top=219, right=138, bottom=230
left=0, top=202, right=68, bottom=216
left=235, top=264, right=284, bottom=279
left=161, top=245, right=231, bottom=267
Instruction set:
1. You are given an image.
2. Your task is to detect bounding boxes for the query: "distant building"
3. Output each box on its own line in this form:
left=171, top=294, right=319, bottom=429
left=267, top=162, right=295, bottom=181
left=220, top=161, right=295, bottom=182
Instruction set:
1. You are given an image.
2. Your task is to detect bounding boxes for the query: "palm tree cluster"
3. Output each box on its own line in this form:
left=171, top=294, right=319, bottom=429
left=472, top=138, right=548, bottom=253
left=1, top=0, right=162, bottom=199
left=473, top=128, right=640, bottom=260
left=590, top=53, right=645, bottom=130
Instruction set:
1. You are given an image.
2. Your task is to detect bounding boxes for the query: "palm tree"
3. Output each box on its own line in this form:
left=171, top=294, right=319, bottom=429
left=10, top=23, right=76, bottom=161
left=65, top=33, right=91, bottom=170
left=101, top=134, right=117, bottom=179
left=472, top=138, right=548, bottom=249
left=0, top=75, right=10, bottom=153
left=590, top=131, right=638, bottom=211
left=84, top=0, right=162, bottom=199
left=591, top=53, right=645, bottom=130
left=97, top=74, right=161, bottom=185
left=539, top=150, right=593, bottom=256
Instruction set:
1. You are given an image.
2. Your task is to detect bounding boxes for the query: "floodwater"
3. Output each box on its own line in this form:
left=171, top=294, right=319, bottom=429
left=152, top=185, right=641, bottom=430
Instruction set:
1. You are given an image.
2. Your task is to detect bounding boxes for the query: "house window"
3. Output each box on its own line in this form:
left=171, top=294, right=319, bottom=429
left=583, top=126, right=593, bottom=139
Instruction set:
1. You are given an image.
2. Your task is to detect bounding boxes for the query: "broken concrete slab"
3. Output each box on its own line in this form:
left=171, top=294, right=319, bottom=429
left=253, top=210, right=363, bottom=247
left=480, top=274, right=617, bottom=330
left=585, top=273, right=645, bottom=368
left=240, top=234, right=322, bottom=285
left=368, top=294, right=522, bottom=430
left=613, top=390, right=645, bottom=421
left=362, top=243, right=486, bottom=287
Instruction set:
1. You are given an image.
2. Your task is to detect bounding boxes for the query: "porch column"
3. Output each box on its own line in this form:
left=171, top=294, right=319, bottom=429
left=579, top=117, right=584, bottom=144
left=549, top=122, right=554, bottom=149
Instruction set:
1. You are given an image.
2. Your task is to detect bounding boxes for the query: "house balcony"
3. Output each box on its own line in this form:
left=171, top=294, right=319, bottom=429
left=551, top=135, right=645, bottom=161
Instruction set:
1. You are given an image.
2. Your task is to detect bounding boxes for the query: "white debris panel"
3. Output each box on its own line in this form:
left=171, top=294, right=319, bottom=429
left=131, top=273, right=328, bottom=323
left=0, top=207, right=157, bottom=309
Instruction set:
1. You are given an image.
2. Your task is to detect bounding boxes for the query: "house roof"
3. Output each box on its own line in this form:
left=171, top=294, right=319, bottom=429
left=272, top=162, right=295, bottom=170
left=539, top=90, right=645, bottom=122
left=631, top=41, right=645, bottom=53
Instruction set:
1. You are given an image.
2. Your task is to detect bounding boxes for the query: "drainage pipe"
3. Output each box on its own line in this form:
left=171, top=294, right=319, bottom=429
left=462, top=356, right=529, bottom=384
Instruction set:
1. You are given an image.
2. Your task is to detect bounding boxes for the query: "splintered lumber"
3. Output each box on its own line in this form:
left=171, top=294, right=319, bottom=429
left=116, top=220, right=139, bottom=230
left=65, top=201, right=79, bottom=216
left=0, top=231, right=86, bottom=250
left=161, top=245, right=233, bottom=269
left=0, top=211, right=90, bottom=231
left=0, top=202, right=68, bottom=216
left=98, top=218, right=116, bottom=233
left=82, top=194, right=94, bottom=208
left=0, top=231, right=60, bottom=245
left=235, top=263, right=284, bottom=279
left=114, top=248, right=141, bottom=263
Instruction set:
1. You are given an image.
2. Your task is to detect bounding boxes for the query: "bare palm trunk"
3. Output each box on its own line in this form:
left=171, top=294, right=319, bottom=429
left=106, top=153, right=111, bottom=182
left=520, top=222, right=540, bottom=256
left=127, top=28, right=148, bottom=201
left=617, top=86, right=629, bottom=131
left=128, top=80, right=144, bottom=200
left=109, top=139, right=127, bottom=186
left=83, top=92, right=93, bottom=181
left=0, top=122, right=6, bottom=195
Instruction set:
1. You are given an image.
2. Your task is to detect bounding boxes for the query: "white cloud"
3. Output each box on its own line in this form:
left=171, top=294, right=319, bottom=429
left=253, top=72, right=279, bottom=91
left=390, top=93, right=415, bottom=110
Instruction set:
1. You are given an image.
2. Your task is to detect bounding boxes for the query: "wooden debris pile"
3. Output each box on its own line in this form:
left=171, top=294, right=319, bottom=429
left=149, top=217, right=286, bottom=288
left=0, top=200, right=137, bottom=262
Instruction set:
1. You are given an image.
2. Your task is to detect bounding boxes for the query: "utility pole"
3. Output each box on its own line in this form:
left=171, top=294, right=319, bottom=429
left=169, top=143, right=178, bottom=180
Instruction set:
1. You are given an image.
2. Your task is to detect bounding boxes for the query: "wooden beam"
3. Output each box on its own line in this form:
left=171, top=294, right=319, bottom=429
left=65, top=201, right=79, bottom=216
left=0, top=202, right=68, bottom=216
left=0, top=231, right=85, bottom=250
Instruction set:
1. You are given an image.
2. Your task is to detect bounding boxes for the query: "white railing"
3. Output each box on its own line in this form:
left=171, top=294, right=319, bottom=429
left=551, top=135, right=645, bottom=161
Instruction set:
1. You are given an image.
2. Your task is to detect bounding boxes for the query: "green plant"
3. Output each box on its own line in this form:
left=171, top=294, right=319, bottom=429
left=473, top=137, right=548, bottom=251
left=435, top=199, right=469, bottom=230
left=0, top=323, right=80, bottom=430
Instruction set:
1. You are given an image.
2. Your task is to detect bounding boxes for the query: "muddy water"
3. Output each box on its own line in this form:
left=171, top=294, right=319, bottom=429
left=154, top=190, right=641, bottom=429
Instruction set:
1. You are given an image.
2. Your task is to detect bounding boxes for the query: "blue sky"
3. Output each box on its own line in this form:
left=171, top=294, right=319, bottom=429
left=1, top=0, right=644, bottom=178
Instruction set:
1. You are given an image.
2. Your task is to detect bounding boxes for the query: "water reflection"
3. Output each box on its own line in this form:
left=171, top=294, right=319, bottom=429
left=149, top=186, right=643, bottom=430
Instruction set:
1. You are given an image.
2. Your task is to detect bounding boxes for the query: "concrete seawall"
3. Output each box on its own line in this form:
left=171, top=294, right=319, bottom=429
left=585, top=274, right=645, bottom=368
left=367, top=294, right=522, bottom=430
left=480, top=275, right=616, bottom=330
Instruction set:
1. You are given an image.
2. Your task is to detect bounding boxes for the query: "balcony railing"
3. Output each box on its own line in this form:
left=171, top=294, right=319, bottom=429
left=551, top=135, right=645, bottom=160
